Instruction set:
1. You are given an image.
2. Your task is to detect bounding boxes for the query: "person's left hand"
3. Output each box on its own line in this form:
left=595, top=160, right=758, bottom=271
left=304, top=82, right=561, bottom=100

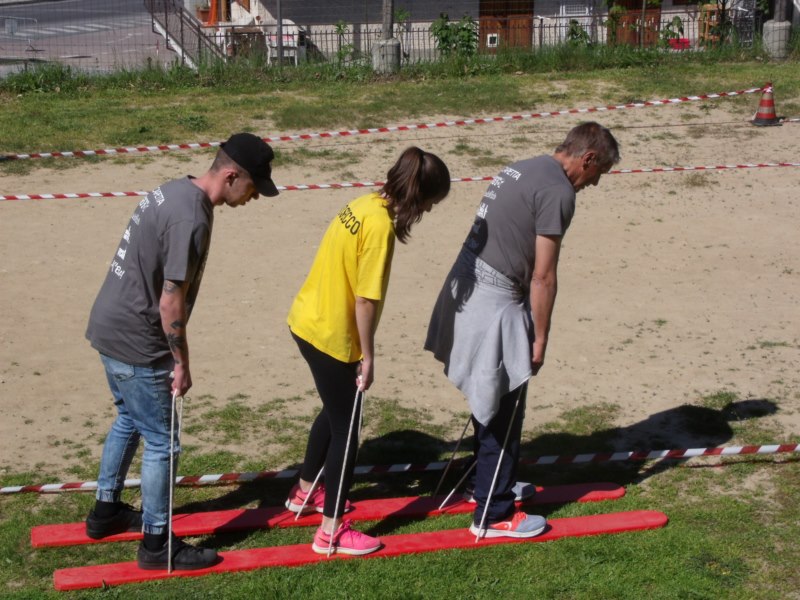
left=531, top=340, right=547, bottom=376
left=357, top=359, right=374, bottom=391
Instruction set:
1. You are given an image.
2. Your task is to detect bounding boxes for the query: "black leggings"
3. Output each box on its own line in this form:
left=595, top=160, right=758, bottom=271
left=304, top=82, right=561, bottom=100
left=293, top=333, right=361, bottom=518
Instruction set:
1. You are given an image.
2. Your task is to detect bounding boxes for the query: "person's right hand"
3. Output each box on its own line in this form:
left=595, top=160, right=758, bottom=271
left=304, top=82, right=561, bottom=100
left=171, top=363, right=192, bottom=397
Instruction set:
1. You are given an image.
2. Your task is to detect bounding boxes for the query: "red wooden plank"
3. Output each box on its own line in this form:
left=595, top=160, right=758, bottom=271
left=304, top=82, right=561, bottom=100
left=53, top=510, right=668, bottom=591
left=32, top=482, right=624, bottom=548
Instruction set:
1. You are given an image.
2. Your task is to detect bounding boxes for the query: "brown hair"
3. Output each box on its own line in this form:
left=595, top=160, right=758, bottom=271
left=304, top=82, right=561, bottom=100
left=380, top=147, right=451, bottom=243
left=210, top=148, right=241, bottom=173
left=555, top=122, right=621, bottom=168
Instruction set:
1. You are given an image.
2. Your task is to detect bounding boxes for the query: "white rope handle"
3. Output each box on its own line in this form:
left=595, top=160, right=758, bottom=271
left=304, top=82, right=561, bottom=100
left=432, top=414, right=472, bottom=499
left=295, top=466, right=324, bottom=521
left=167, top=389, right=181, bottom=572
left=327, top=386, right=363, bottom=557
left=474, top=387, right=524, bottom=542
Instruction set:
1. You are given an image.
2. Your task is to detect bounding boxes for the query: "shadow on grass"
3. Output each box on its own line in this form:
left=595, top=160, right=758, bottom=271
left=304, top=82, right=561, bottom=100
left=178, top=398, right=776, bottom=548
left=515, top=398, right=778, bottom=487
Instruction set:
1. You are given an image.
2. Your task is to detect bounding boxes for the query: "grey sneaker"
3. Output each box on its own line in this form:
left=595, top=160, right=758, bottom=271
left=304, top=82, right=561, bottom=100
left=469, top=511, right=547, bottom=539
left=137, top=536, right=219, bottom=571
left=85, top=503, right=142, bottom=539
left=464, top=481, right=536, bottom=504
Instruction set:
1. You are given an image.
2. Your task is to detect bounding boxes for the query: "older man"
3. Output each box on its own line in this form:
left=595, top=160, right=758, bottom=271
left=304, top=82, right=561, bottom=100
left=426, top=122, right=620, bottom=538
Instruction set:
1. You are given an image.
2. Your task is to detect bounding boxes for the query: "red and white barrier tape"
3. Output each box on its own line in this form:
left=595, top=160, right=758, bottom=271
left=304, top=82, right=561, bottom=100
left=0, top=191, right=147, bottom=201
left=0, top=86, right=765, bottom=162
left=2, top=442, right=797, bottom=494
left=2, top=163, right=799, bottom=202
left=519, top=443, right=800, bottom=465
left=612, top=161, right=800, bottom=174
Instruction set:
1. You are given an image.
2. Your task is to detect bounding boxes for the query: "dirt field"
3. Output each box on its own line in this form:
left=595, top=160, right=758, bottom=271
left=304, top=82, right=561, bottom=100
left=1, top=90, right=798, bottom=481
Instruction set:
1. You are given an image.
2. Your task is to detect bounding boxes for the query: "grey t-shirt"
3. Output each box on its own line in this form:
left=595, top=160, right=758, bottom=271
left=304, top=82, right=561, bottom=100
left=463, top=155, right=576, bottom=289
left=86, top=177, right=214, bottom=365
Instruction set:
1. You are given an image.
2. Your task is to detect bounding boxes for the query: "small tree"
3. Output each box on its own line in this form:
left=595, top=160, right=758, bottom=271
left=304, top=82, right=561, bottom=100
left=394, top=7, right=411, bottom=62
left=394, top=7, right=411, bottom=38
left=334, top=20, right=354, bottom=66
left=659, top=15, right=685, bottom=47
left=605, top=4, right=627, bottom=46
left=699, top=0, right=735, bottom=46
left=430, top=13, right=478, bottom=59
left=567, top=20, right=592, bottom=45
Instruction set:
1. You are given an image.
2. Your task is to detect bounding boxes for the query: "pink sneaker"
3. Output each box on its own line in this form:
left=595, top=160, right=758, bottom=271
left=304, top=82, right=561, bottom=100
left=469, top=511, right=547, bottom=539
left=312, top=520, right=381, bottom=556
left=284, top=483, right=352, bottom=515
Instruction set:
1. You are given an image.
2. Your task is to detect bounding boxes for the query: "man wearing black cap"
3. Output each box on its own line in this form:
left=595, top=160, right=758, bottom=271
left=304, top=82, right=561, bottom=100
left=83, top=133, right=278, bottom=570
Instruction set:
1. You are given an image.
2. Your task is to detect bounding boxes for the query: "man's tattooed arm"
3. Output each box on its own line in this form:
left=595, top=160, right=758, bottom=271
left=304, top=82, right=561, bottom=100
left=160, top=280, right=191, bottom=392
left=162, top=280, right=181, bottom=295
left=166, top=319, right=187, bottom=362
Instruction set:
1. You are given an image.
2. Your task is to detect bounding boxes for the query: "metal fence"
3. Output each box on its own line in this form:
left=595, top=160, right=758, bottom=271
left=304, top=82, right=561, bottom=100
left=285, top=8, right=759, bottom=64
left=0, top=1, right=762, bottom=77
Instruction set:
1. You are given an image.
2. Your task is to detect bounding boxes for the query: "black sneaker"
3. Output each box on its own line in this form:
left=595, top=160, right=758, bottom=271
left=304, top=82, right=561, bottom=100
left=85, top=503, right=143, bottom=539
left=137, top=536, right=219, bottom=571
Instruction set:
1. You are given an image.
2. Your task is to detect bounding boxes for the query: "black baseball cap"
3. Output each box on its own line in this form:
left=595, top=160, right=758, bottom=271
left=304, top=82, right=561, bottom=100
left=220, top=133, right=280, bottom=197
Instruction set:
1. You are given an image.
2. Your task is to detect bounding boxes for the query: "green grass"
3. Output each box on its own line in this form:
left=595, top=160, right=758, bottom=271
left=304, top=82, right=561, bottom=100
left=2, top=389, right=798, bottom=598
left=757, top=340, right=793, bottom=349
left=2, top=57, right=799, bottom=163
left=1, top=55, right=799, bottom=597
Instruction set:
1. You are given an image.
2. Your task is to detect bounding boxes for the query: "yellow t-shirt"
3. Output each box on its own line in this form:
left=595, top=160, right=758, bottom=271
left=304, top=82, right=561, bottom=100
left=288, top=192, right=395, bottom=363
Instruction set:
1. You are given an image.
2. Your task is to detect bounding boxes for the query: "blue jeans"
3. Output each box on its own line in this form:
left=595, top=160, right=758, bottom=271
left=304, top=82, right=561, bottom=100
left=96, top=353, right=177, bottom=535
left=471, top=383, right=527, bottom=526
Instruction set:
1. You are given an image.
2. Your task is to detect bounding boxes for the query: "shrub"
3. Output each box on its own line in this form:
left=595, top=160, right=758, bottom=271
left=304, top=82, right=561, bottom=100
left=430, top=13, right=479, bottom=59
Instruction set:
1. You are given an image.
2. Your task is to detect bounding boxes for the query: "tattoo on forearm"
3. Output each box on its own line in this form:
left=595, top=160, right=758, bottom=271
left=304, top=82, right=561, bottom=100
left=163, top=281, right=180, bottom=294
left=170, top=319, right=185, bottom=330
left=167, top=333, right=186, bottom=354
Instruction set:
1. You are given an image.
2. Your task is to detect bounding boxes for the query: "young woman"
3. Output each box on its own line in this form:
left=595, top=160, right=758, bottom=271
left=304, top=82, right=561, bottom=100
left=285, top=147, right=451, bottom=555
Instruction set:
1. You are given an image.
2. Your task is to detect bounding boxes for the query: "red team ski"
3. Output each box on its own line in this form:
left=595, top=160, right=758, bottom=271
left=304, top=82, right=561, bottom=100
left=36, top=482, right=668, bottom=591
left=53, top=510, right=668, bottom=590
left=33, top=482, right=624, bottom=548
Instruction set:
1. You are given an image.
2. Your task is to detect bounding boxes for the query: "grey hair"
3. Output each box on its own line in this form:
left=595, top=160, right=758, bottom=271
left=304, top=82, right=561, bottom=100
left=555, top=122, right=620, bottom=167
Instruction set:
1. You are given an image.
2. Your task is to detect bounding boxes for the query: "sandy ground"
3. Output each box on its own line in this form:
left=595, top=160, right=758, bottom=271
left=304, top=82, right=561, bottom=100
left=1, top=91, right=798, bottom=482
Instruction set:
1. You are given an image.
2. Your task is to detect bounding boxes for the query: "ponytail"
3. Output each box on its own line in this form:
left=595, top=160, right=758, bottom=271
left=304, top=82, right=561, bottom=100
left=381, top=147, right=451, bottom=243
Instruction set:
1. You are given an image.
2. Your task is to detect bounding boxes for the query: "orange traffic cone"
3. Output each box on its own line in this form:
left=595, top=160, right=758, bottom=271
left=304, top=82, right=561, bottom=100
left=751, top=82, right=781, bottom=127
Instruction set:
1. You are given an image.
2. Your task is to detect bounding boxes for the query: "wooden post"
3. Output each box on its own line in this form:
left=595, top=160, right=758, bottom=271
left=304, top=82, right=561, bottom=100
left=382, top=0, right=393, bottom=40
